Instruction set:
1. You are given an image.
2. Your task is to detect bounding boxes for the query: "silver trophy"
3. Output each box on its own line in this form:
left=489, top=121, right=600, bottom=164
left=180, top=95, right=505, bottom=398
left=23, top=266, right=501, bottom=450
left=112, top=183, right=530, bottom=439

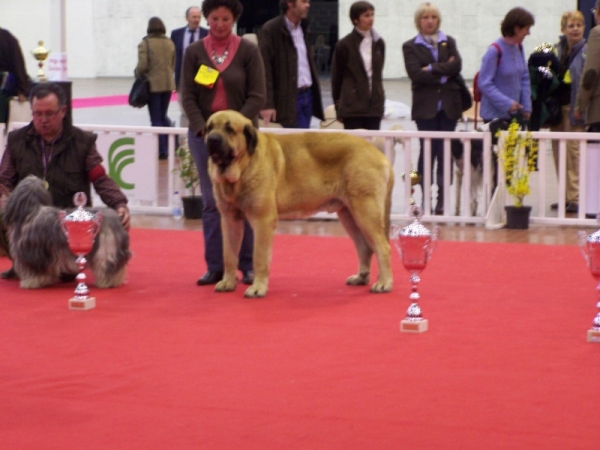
left=59, top=192, right=102, bottom=311
left=392, top=205, right=440, bottom=333
left=578, top=214, right=600, bottom=343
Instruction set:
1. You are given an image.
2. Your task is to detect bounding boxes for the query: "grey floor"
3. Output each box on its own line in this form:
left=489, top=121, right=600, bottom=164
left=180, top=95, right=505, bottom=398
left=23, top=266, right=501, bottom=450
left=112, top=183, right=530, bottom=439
left=71, top=76, right=416, bottom=128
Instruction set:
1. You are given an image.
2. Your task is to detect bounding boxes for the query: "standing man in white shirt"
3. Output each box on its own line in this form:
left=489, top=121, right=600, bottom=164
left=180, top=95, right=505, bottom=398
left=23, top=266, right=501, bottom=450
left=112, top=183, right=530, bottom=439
left=171, top=6, right=208, bottom=127
left=259, top=0, right=324, bottom=128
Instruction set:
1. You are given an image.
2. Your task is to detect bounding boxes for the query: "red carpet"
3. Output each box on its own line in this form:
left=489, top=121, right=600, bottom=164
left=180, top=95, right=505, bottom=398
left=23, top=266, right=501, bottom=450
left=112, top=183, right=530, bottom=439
left=72, top=92, right=178, bottom=109
left=1, top=229, right=599, bottom=449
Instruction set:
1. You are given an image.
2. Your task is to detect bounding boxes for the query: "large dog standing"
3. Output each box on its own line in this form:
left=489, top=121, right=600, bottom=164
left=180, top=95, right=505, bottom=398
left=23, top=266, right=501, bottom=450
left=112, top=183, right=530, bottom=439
left=2, top=175, right=131, bottom=289
left=205, top=110, right=395, bottom=298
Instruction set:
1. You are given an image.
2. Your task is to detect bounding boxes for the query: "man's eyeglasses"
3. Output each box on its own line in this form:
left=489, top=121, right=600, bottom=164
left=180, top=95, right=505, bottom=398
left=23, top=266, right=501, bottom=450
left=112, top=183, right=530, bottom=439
left=32, top=110, right=61, bottom=119
left=592, top=7, right=597, bottom=14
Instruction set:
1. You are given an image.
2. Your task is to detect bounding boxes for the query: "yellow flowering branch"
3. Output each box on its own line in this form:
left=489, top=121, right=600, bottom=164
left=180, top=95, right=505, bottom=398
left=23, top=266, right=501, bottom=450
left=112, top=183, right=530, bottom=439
left=497, top=121, right=538, bottom=208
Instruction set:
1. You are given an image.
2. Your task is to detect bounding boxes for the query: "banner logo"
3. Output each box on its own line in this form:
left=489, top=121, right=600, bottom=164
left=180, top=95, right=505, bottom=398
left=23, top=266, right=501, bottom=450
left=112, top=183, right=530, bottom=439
left=108, top=137, right=135, bottom=190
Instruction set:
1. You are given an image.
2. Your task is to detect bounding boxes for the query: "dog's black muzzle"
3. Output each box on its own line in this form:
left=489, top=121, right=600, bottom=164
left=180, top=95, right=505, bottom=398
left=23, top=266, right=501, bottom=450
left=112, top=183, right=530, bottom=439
left=206, top=133, right=234, bottom=170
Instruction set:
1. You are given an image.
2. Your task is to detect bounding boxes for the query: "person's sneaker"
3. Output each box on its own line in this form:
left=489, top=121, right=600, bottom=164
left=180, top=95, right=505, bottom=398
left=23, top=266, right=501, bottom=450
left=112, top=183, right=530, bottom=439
left=0, top=266, right=18, bottom=280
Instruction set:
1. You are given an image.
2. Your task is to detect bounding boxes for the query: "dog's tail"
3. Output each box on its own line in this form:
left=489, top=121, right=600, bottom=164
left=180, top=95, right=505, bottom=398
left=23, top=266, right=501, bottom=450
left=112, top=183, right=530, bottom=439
left=385, top=164, right=394, bottom=238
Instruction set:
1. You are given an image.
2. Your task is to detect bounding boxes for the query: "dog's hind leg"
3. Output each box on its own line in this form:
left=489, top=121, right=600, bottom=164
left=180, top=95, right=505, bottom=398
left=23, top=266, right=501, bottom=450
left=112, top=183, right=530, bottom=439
left=337, top=207, right=371, bottom=286
left=90, top=216, right=131, bottom=288
left=343, top=195, right=393, bottom=293
left=356, top=218, right=392, bottom=293
left=339, top=204, right=393, bottom=292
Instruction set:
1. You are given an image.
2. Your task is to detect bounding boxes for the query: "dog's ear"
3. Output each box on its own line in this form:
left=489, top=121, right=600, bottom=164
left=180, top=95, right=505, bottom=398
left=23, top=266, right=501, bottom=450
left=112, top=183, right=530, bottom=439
left=243, top=124, right=258, bottom=156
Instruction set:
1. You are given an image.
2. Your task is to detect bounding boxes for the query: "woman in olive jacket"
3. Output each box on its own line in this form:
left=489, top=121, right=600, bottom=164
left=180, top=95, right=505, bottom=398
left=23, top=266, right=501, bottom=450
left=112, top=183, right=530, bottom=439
left=331, top=1, right=385, bottom=130
left=135, top=16, right=175, bottom=159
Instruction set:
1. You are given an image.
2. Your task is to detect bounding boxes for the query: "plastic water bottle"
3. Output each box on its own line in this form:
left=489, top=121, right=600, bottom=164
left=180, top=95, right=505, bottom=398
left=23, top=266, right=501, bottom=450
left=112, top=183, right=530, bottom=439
left=172, top=191, right=183, bottom=220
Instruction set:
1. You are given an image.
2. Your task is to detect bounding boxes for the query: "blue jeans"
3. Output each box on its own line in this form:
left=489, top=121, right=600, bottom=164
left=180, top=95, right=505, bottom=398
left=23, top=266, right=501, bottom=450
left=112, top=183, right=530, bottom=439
left=187, top=130, right=253, bottom=272
left=295, top=88, right=313, bottom=129
left=148, top=91, right=172, bottom=158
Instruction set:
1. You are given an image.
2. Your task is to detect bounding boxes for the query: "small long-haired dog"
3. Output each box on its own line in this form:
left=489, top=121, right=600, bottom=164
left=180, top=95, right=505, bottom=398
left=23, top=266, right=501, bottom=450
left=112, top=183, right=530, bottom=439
left=451, top=137, right=484, bottom=216
left=3, top=175, right=131, bottom=289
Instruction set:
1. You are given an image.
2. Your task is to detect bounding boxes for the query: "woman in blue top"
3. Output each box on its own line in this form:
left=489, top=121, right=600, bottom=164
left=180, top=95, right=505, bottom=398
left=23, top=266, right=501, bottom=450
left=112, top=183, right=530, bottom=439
left=478, top=7, right=535, bottom=125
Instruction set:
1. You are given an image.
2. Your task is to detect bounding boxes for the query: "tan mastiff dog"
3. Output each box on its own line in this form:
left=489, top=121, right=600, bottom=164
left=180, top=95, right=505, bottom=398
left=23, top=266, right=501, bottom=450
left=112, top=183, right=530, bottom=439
left=205, top=110, right=395, bottom=298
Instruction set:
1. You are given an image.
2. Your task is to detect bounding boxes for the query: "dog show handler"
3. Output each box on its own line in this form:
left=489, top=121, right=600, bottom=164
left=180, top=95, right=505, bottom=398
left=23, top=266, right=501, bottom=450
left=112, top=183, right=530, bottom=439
left=0, top=82, right=130, bottom=280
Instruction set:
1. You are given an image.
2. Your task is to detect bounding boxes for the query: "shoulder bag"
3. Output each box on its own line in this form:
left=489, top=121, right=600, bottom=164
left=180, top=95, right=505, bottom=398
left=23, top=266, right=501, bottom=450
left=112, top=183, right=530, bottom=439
left=128, top=39, right=151, bottom=108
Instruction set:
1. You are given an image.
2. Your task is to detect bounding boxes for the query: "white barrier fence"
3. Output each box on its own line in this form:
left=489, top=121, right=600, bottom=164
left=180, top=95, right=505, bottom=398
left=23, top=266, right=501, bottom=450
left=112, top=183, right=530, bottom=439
left=2, top=122, right=598, bottom=226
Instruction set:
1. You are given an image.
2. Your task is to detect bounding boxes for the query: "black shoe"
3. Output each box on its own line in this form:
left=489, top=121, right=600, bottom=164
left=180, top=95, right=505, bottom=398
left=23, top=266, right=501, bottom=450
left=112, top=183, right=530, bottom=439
left=566, top=202, right=579, bottom=214
left=159, top=153, right=168, bottom=160
left=550, top=202, right=569, bottom=210
left=1, top=266, right=18, bottom=280
left=196, top=270, right=223, bottom=285
left=241, top=270, right=254, bottom=285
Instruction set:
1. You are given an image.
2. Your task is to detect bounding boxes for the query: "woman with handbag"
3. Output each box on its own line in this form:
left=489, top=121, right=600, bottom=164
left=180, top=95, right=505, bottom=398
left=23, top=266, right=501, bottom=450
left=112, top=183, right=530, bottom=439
left=402, top=2, right=465, bottom=215
left=135, top=17, right=175, bottom=160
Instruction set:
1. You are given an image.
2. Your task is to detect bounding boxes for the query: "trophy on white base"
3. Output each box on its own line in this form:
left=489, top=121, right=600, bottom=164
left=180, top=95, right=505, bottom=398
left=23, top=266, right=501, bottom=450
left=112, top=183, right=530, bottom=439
left=578, top=214, right=600, bottom=343
left=59, top=193, right=102, bottom=311
left=392, top=205, right=440, bottom=333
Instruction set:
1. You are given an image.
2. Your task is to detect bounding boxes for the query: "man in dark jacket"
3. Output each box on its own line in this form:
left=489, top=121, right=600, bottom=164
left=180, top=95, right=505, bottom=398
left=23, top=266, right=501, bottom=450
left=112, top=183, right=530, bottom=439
left=170, top=6, right=208, bottom=127
left=0, top=83, right=130, bottom=279
left=258, top=0, right=324, bottom=128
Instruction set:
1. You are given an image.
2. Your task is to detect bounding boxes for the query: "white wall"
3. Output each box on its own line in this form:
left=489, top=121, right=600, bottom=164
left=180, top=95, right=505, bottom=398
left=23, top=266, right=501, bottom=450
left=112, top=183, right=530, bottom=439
left=0, top=0, right=579, bottom=79
left=0, top=0, right=207, bottom=78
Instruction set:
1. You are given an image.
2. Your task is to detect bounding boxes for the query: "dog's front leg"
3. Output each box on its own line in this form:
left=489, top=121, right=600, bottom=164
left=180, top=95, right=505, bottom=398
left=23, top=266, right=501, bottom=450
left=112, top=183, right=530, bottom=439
left=215, top=207, right=243, bottom=292
left=243, top=214, right=276, bottom=298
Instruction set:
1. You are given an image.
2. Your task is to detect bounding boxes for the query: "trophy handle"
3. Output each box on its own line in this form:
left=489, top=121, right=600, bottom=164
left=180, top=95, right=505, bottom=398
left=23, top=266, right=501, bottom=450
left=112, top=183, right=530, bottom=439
left=91, top=211, right=103, bottom=239
left=391, top=224, right=403, bottom=257
left=578, top=230, right=589, bottom=266
left=426, top=226, right=440, bottom=259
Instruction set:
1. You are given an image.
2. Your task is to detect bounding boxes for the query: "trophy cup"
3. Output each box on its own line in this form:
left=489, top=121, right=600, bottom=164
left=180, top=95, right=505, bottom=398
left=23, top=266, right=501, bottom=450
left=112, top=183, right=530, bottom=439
left=59, top=193, right=102, bottom=311
left=578, top=214, right=600, bottom=343
left=392, top=205, right=440, bottom=333
left=31, top=41, right=50, bottom=82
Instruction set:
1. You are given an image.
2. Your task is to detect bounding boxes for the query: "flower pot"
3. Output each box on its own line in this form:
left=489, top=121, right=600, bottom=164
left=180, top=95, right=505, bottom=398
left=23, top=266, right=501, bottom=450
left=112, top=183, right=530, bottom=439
left=182, top=195, right=203, bottom=219
left=505, top=205, right=531, bottom=229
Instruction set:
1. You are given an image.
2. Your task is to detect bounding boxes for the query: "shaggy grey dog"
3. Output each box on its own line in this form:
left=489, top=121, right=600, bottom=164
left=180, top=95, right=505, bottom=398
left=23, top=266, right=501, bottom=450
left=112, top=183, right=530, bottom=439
left=3, top=175, right=131, bottom=289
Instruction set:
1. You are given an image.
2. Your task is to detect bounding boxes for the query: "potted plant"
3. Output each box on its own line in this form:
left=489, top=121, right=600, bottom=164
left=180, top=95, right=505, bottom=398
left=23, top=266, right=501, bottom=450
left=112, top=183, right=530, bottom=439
left=173, top=143, right=203, bottom=219
left=497, top=120, right=538, bottom=229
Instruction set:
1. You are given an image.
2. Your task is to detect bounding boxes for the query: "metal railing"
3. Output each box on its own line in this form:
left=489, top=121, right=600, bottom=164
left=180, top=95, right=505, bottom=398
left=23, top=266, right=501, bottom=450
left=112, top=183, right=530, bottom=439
left=2, top=122, right=598, bottom=226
